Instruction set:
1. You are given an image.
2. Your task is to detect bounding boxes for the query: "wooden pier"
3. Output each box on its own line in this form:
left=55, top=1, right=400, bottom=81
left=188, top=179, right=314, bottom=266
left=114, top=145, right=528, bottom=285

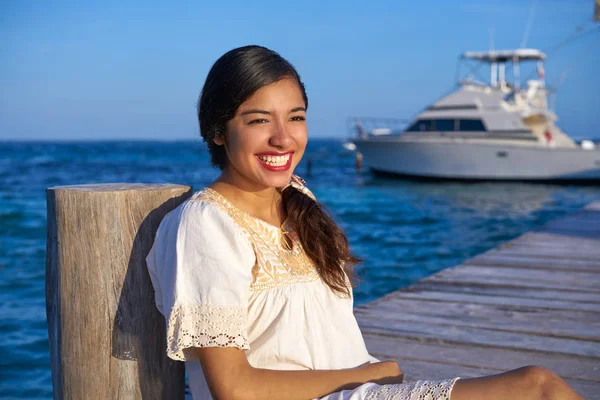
left=355, top=201, right=600, bottom=399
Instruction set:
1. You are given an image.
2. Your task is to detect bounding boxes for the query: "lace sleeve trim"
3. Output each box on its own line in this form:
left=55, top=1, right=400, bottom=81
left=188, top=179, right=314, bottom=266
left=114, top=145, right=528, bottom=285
left=166, top=303, right=249, bottom=361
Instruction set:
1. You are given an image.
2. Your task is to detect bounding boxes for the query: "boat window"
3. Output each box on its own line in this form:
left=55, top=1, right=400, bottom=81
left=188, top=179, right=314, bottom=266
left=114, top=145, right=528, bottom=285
left=405, top=119, right=486, bottom=132
left=435, top=119, right=455, bottom=131
left=406, top=119, right=488, bottom=132
left=459, top=119, right=487, bottom=131
left=406, top=119, right=456, bottom=132
left=406, top=120, right=429, bottom=132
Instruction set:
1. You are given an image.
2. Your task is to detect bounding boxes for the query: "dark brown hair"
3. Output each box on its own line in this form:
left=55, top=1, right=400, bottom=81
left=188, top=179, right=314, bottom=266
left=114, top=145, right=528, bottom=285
left=197, top=45, right=360, bottom=296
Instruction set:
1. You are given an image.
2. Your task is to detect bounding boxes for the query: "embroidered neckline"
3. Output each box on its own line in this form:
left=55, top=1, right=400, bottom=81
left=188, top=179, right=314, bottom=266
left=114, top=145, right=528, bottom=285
left=201, top=187, right=287, bottom=232
left=191, top=187, right=320, bottom=291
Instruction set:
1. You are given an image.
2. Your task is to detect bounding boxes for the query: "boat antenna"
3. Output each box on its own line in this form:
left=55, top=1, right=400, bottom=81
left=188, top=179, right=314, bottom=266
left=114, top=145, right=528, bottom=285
left=520, top=0, right=537, bottom=48
left=556, top=37, right=600, bottom=86
left=488, top=0, right=498, bottom=86
left=489, top=0, right=495, bottom=51
left=544, top=2, right=599, bottom=58
left=520, top=22, right=600, bottom=83
left=546, top=24, right=600, bottom=57
left=551, top=6, right=600, bottom=96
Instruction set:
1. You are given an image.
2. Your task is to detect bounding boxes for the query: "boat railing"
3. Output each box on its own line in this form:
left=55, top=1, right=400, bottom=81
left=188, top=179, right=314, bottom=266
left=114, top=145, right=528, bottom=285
left=347, top=117, right=410, bottom=138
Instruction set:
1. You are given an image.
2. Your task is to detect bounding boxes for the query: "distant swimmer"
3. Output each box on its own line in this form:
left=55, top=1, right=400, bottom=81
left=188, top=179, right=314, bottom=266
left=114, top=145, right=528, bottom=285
left=355, top=151, right=363, bottom=172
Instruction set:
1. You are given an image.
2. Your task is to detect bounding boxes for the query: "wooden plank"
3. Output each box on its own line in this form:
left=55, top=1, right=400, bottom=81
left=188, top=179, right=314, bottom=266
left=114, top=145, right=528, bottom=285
left=478, top=250, right=600, bottom=264
left=538, top=230, right=600, bottom=241
left=513, top=236, right=600, bottom=250
left=407, top=282, right=600, bottom=303
left=437, top=265, right=600, bottom=289
left=362, top=334, right=600, bottom=382
left=379, top=289, right=600, bottom=313
left=411, top=281, right=600, bottom=303
left=519, top=231, right=600, bottom=245
left=490, top=245, right=600, bottom=260
left=508, top=231, right=600, bottom=244
left=517, top=240, right=600, bottom=249
left=356, top=316, right=600, bottom=359
left=485, top=247, right=600, bottom=261
left=366, top=356, right=598, bottom=399
left=584, top=202, right=600, bottom=211
left=359, top=295, right=600, bottom=326
left=427, top=266, right=600, bottom=292
left=355, top=299, right=600, bottom=341
left=488, top=243, right=600, bottom=258
left=465, top=254, right=600, bottom=272
left=498, top=243, right=600, bottom=255
left=360, top=293, right=600, bottom=324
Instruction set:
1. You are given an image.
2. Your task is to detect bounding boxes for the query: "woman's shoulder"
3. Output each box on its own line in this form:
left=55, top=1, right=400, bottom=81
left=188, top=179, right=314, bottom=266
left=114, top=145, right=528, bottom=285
left=165, top=187, right=226, bottom=218
left=150, top=188, right=255, bottom=269
left=158, top=187, right=249, bottom=242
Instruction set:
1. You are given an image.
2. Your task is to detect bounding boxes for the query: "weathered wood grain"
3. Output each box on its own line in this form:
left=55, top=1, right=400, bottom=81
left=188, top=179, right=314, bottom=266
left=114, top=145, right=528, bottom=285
left=485, top=246, right=600, bottom=261
left=519, top=231, right=600, bottom=245
left=356, top=298, right=600, bottom=340
left=362, top=334, right=600, bottom=382
left=465, top=254, right=600, bottom=272
left=409, top=281, right=600, bottom=303
left=427, top=265, right=600, bottom=292
left=46, top=183, right=192, bottom=400
left=357, top=315, right=600, bottom=358
left=382, top=289, right=600, bottom=312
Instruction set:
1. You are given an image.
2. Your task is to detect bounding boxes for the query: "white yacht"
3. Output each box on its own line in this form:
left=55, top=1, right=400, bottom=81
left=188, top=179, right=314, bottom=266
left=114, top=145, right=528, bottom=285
left=351, top=49, right=600, bottom=181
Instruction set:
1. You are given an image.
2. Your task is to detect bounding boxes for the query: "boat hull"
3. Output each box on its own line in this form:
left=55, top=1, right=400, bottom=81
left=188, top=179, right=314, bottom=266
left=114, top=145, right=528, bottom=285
left=353, top=138, right=600, bottom=181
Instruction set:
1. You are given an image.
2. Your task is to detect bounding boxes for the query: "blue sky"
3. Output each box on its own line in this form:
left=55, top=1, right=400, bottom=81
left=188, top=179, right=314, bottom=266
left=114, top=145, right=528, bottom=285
left=1, top=0, right=598, bottom=140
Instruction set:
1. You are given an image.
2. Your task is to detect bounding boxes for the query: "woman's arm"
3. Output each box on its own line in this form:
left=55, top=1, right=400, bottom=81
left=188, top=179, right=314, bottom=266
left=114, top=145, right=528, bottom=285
left=195, top=347, right=403, bottom=400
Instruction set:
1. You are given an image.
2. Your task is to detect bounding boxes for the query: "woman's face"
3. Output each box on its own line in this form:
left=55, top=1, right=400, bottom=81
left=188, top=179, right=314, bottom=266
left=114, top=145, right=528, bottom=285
left=216, top=78, right=308, bottom=191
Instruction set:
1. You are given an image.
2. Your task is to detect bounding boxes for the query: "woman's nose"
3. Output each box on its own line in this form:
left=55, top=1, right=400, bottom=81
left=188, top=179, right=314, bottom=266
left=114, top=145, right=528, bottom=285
left=268, top=120, right=293, bottom=148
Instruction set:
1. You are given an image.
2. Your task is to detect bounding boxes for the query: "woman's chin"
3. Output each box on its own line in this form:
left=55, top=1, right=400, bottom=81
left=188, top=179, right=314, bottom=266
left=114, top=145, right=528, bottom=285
left=257, top=172, right=294, bottom=189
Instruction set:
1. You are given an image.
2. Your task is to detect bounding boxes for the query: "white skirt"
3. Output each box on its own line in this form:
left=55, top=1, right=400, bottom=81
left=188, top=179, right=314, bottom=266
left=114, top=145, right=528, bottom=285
left=319, top=377, right=460, bottom=400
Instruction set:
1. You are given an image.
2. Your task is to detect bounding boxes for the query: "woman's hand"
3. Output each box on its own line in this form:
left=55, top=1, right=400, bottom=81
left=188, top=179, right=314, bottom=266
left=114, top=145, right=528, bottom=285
left=364, top=360, right=404, bottom=385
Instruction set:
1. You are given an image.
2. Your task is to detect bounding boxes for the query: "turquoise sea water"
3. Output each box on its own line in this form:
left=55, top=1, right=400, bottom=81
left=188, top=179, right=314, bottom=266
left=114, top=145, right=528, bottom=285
left=1, top=139, right=600, bottom=398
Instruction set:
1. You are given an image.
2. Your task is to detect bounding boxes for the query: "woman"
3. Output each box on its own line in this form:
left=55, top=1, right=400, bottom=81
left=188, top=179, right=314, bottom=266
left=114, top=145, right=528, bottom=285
left=146, top=45, right=584, bottom=400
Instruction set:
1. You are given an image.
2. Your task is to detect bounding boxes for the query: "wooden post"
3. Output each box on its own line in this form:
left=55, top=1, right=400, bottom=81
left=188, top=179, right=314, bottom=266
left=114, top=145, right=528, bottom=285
left=46, top=183, right=193, bottom=399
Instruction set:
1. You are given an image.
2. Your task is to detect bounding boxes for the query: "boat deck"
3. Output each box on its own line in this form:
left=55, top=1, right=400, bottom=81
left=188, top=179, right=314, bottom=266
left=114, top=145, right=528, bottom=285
left=355, top=201, right=600, bottom=399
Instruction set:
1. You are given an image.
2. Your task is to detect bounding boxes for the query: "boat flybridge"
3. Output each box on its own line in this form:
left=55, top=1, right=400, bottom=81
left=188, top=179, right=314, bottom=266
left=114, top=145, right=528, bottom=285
left=351, top=49, right=600, bottom=181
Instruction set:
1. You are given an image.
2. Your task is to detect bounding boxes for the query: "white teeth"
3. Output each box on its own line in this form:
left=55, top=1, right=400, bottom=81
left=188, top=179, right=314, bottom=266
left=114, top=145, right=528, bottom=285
left=258, top=154, right=290, bottom=166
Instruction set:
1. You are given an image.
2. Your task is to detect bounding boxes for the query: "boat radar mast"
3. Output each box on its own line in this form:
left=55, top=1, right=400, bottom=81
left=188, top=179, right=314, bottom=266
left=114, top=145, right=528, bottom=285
left=461, top=48, right=547, bottom=90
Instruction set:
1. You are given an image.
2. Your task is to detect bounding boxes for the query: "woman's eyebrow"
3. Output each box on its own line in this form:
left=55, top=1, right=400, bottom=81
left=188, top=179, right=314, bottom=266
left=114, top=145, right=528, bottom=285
left=240, top=107, right=306, bottom=116
left=240, top=109, right=270, bottom=116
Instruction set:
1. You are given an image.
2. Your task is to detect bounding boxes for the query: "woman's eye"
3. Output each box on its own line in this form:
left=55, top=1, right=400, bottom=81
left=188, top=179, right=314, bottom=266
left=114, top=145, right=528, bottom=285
left=248, top=118, right=268, bottom=125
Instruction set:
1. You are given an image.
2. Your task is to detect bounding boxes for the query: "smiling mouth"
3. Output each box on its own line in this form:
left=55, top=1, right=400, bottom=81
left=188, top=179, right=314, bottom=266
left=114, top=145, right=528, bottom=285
left=255, top=152, right=294, bottom=171
left=256, top=153, right=292, bottom=166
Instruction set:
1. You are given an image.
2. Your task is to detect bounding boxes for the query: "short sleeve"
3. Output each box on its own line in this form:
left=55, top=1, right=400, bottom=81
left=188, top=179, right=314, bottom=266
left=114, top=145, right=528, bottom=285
left=146, top=198, right=255, bottom=361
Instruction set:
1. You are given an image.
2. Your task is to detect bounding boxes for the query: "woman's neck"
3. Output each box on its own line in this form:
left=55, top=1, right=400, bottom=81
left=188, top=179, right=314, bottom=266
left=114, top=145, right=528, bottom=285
left=209, top=176, right=284, bottom=227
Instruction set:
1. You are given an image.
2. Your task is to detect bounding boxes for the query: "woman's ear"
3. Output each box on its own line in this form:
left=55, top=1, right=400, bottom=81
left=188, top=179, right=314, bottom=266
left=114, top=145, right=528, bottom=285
left=213, top=135, right=225, bottom=146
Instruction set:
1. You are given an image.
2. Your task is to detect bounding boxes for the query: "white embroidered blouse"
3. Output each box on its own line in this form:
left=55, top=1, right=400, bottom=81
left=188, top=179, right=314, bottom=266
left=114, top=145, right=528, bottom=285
left=146, top=188, right=458, bottom=400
